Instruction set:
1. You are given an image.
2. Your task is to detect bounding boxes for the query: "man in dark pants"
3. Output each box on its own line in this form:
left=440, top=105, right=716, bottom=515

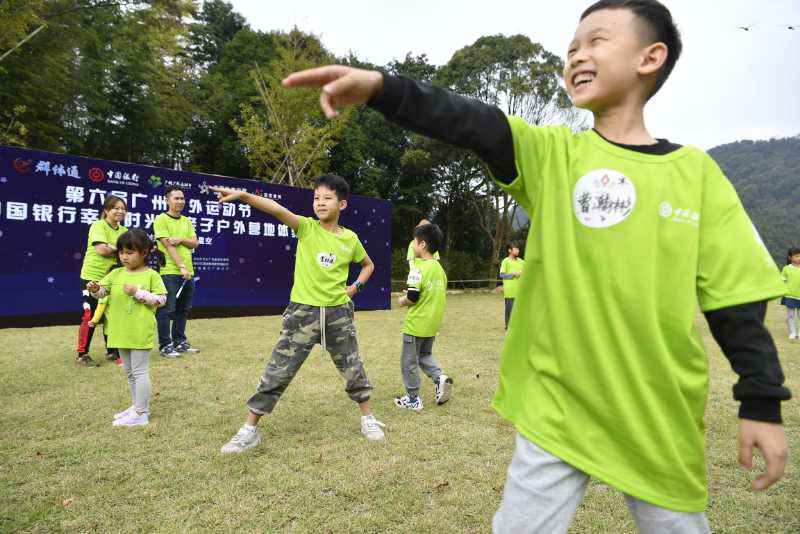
left=154, top=186, right=200, bottom=357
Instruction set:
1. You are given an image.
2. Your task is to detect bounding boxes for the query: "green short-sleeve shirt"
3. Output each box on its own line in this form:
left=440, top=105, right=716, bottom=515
left=403, top=258, right=447, bottom=337
left=289, top=217, right=367, bottom=307
left=490, top=118, right=785, bottom=513
left=500, top=257, right=525, bottom=299
left=79, top=220, right=128, bottom=280
left=781, top=264, right=800, bottom=299
left=406, top=240, right=440, bottom=261
left=99, top=268, right=166, bottom=349
left=153, top=213, right=196, bottom=275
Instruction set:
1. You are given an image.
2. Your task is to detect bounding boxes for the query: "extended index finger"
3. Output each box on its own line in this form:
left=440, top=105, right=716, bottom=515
left=282, top=65, right=347, bottom=89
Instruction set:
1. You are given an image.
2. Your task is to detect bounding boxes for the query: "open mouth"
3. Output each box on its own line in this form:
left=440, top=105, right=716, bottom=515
left=572, top=71, right=595, bottom=89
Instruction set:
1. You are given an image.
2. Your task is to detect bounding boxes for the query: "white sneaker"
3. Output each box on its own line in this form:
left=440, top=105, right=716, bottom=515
left=435, top=375, right=454, bottom=405
left=113, top=412, right=149, bottom=427
left=394, top=394, right=423, bottom=412
left=360, top=415, right=386, bottom=441
left=790, top=333, right=798, bottom=340
left=220, top=426, right=262, bottom=454
left=113, top=406, right=136, bottom=420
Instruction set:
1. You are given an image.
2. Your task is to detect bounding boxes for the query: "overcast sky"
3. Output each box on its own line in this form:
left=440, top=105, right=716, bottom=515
left=228, top=0, right=800, bottom=149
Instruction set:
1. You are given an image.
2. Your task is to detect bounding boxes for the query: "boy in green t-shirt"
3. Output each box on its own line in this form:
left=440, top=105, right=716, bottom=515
left=395, top=223, right=453, bottom=411
left=283, top=0, right=791, bottom=530
left=212, top=174, right=386, bottom=453
left=406, top=218, right=440, bottom=267
left=499, top=242, right=524, bottom=329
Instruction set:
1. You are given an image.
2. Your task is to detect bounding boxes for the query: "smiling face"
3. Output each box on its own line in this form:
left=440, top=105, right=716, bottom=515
left=104, top=200, right=126, bottom=225
left=565, top=8, right=662, bottom=112
left=313, top=185, right=346, bottom=223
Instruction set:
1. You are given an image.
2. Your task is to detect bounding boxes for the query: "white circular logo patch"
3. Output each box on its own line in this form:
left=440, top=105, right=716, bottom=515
left=573, top=169, right=636, bottom=228
left=316, top=252, right=337, bottom=269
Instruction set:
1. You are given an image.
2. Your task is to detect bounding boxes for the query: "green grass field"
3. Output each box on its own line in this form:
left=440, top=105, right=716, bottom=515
left=1, top=293, right=797, bottom=533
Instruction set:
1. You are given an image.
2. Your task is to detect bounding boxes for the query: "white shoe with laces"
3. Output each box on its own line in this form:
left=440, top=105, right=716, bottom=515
left=220, top=426, right=263, bottom=454
left=113, top=406, right=136, bottom=420
left=360, top=415, right=386, bottom=441
left=113, top=411, right=149, bottom=427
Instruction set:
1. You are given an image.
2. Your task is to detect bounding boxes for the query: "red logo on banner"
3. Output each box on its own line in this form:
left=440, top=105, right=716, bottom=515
left=13, top=158, right=32, bottom=173
left=88, top=167, right=105, bottom=182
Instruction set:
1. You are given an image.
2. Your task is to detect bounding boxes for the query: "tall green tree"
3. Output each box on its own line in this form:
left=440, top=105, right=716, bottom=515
left=233, top=30, right=349, bottom=187
left=436, top=34, right=581, bottom=285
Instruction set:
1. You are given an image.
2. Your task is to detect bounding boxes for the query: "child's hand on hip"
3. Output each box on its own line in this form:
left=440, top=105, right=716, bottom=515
left=738, top=419, right=788, bottom=491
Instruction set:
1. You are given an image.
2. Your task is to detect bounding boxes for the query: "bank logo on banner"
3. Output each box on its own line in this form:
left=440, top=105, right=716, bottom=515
left=13, top=158, right=32, bottom=173
left=317, top=252, right=337, bottom=269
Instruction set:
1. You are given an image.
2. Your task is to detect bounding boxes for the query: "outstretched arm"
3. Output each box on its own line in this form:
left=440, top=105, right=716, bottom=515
left=283, top=66, right=517, bottom=183
left=211, top=187, right=300, bottom=231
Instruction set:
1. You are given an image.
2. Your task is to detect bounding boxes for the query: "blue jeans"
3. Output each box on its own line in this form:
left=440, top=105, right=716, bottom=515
left=156, top=274, right=195, bottom=348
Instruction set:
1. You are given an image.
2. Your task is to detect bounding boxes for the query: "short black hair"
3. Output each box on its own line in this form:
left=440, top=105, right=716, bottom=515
left=581, top=0, right=682, bottom=98
left=314, top=173, right=350, bottom=200
left=414, top=223, right=444, bottom=254
left=788, top=247, right=800, bottom=264
left=507, top=242, right=519, bottom=252
left=164, top=186, right=184, bottom=199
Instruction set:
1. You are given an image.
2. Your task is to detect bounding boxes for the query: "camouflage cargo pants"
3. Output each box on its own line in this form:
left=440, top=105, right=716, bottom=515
left=246, top=301, right=373, bottom=415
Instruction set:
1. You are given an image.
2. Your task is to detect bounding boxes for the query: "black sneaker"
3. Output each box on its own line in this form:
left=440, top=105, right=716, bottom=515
left=77, top=354, right=100, bottom=367
left=160, top=344, right=181, bottom=359
left=106, top=351, right=118, bottom=361
left=175, top=342, right=200, bottom=354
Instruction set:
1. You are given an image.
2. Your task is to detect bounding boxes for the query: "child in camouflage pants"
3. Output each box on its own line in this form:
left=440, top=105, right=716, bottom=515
left=248, top=301, right=371, bottom=415
left=213, top=174, right=386, bottom=454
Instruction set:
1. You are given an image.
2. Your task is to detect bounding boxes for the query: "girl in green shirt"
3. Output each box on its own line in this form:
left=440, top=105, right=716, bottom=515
left=88, top=230, right=167, bottom=427
left=780, top=247, right=800, bottom=339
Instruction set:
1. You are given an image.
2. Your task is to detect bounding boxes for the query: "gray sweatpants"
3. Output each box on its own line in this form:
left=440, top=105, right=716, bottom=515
left=493, top=433, right=710, bottom=534
left=401, top=334, right=443, bottom=397
left=119, top=349, right=151, bottom=414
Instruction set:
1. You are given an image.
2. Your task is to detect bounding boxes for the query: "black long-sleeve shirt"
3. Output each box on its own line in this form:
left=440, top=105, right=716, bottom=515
left=370, top=74, right=791, bottom=423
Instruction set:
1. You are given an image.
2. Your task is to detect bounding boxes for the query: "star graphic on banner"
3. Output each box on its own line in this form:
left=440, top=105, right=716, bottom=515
left=199, top=181, right=210, bottom=194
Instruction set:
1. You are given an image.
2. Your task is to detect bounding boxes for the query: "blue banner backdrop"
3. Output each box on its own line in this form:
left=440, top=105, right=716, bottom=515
left=0, top=146, right=392, bottom=318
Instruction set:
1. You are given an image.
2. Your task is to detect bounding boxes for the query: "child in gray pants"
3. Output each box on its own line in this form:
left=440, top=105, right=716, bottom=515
left=395, top=223, right=453, bottom=411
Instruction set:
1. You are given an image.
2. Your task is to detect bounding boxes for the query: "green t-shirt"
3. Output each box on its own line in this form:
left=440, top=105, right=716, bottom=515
left=490, top=119, right=785, bottom=513
left=79, top=220, right=128, bottom=281
left=99, top=267, right=166, bottom=349
left=403, top=258, right=447, bottom=337
left=406, top=241, right=440, bottom=261
left=153, top=213, right=197, bottom=275
left=781, top=264, right=800, bottom=299
left=289, top=216, right=367, bottom=307
left=500, top=257, right=525, bottom=298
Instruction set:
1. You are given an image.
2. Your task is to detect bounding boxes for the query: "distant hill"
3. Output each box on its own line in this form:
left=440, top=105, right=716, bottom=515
left=709, top=135, right=800, bottom=265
